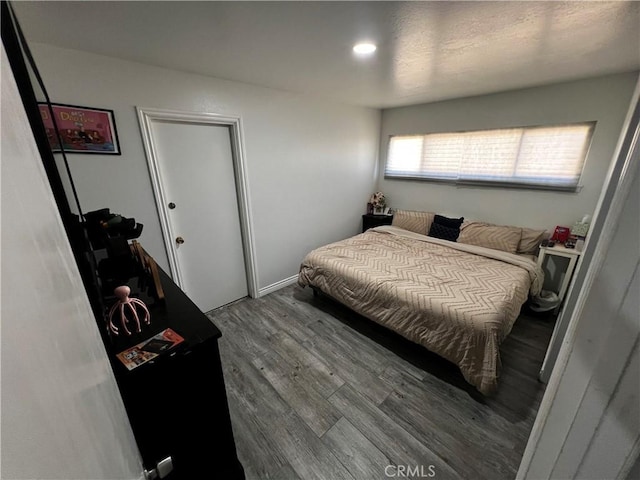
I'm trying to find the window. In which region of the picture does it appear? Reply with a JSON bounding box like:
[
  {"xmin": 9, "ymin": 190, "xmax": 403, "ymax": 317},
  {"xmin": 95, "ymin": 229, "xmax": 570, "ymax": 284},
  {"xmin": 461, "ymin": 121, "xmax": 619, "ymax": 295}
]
[{"xmin": 385, "ymin": 123, "xmax": 595, "ymax": 191}]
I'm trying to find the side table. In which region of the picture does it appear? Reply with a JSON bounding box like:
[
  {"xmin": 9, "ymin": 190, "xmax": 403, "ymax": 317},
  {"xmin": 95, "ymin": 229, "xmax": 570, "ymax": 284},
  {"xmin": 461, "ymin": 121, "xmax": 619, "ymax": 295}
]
[
  {"xmin": 362, "ymin": 214, "xmax": 393, "ymax": 232},
  {"xmin": 537, "ymin": 244, "xmax": 583, "ymax": 306}
]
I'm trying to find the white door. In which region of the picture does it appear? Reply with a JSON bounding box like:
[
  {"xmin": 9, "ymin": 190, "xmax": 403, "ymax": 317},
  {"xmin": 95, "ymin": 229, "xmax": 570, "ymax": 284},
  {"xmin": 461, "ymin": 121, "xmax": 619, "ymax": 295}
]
[{"xmin": 150, "ymin": 119, "xmax": 248, "ymax": 312}]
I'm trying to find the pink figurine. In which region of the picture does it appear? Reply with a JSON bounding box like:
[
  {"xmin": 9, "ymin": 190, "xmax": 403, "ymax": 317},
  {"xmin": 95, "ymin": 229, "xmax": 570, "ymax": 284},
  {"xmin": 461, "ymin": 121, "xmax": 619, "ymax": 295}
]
[{"xmin": 108, "ymin": 286, "xmax": 151, "ymax": 335}]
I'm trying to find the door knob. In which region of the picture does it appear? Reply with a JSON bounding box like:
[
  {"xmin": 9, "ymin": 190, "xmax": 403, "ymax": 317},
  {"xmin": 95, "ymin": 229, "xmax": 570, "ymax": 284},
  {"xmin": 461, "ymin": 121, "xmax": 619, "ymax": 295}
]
[{"xmin": 176, "ymin": 236, "xmax": 185, "ymax": 245}]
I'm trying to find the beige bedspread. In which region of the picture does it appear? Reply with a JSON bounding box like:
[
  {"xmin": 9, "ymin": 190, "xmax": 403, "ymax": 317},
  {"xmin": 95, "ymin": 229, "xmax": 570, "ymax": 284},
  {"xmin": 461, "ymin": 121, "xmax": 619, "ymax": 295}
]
[{"xmin": 298, "ymin": 225, "xmax": 544, "ymax": 395}]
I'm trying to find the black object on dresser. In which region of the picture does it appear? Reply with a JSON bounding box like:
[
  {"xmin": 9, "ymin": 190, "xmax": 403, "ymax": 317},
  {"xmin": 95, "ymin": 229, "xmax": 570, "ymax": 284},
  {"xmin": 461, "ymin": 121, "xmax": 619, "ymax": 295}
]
[
  {"xmin": 362, "ymin": 213, "xmax": 394, "ymax": 232},
  {"xmin": 104, "ymin": 267, "xmax": 245, "ymax": 480}
]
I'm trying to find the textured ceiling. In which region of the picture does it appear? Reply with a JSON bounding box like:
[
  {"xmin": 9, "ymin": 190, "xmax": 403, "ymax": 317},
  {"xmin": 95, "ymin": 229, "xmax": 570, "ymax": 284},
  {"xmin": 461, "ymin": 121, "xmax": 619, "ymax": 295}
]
[{"xmin": 11, "ymin": 1, "xmax": 640, "ymax": 108}]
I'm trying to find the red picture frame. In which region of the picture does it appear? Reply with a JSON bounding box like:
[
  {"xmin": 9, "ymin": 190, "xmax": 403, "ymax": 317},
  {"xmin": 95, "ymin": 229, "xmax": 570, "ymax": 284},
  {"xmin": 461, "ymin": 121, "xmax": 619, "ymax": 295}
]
[{"xmin": 38, "ymin": 103, "xmax": 121, "ymax": 155}]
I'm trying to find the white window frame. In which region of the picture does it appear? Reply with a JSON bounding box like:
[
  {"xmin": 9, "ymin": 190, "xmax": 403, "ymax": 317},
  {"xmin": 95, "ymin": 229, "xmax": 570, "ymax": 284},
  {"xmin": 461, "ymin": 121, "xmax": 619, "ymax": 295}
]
[{"xmin": 384, "ymin": 122, "xmax": 596, "ymax": 192}]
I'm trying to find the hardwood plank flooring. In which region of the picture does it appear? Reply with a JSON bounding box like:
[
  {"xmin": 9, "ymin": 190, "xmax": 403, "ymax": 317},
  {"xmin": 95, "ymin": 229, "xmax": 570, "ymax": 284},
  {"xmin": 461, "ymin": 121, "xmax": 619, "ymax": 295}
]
[
  {"xmin": 252, "ymin": 348, "xmax": 342, "ymax": 437},
  {"xmin": 321, "ymin": 417, "xmax": 391, "ymax": 479},
  {"xmin": 207, "ymin": 284, "xmax": 555, "ymax": 480}
]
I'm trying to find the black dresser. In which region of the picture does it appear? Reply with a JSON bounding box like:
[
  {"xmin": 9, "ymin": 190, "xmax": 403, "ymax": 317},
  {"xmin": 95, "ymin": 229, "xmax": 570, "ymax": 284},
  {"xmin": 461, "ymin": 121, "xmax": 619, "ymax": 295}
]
[{"xmin": 103, "ymin": 267, "xmax": 244, "ymax": 479}]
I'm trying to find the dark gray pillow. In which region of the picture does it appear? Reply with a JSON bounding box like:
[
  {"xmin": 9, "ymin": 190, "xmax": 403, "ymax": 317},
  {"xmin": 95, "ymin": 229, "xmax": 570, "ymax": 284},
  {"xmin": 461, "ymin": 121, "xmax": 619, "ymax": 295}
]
[
  {"xmin": 428, "ymin": 222, "xmax": 460, "ymax": 241},
  {"xmin": 433, "ymin": 214, "xmax": 464, "ymax": 229}
]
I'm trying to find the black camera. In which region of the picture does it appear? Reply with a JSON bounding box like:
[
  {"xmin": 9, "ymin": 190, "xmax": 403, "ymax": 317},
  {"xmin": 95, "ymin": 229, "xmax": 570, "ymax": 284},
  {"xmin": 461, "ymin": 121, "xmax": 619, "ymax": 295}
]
[{"xmin": 83, "ymin": 208, "xmax": 144, "ymax": 292}]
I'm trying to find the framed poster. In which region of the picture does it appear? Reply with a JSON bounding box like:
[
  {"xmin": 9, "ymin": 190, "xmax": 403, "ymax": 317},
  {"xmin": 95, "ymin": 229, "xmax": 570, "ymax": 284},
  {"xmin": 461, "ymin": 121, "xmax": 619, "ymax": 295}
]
[{"xmin": 38, "ymin": 103, "xmax": 121, "ymax": 154}]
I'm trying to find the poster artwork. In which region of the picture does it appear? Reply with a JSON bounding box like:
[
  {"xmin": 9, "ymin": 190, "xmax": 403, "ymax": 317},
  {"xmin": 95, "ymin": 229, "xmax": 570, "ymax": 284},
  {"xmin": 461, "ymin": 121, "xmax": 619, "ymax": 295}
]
[{"xmin": 38, "ymin": 103, "xmax": 121, "ymax": 154}]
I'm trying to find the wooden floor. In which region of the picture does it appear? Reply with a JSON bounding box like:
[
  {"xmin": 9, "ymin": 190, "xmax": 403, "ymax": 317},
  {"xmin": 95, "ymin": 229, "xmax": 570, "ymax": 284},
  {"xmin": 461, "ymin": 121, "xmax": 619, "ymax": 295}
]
[{"xmin": 206, "ymin": 284, "xmax": 555, "ymax": 480}]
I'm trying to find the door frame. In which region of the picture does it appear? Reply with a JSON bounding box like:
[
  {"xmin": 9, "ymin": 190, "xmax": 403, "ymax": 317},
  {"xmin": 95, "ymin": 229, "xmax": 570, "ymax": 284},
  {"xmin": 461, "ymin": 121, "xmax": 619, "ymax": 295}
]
[{"xmin": 136, "ymin": 107, "xmax": 259, "ymax": 299}]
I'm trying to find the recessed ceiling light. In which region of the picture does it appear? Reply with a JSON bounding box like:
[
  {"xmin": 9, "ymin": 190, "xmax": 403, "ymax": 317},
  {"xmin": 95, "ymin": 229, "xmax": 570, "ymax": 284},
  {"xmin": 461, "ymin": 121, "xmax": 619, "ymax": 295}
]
[{"xmin": 353, "ymin": 43, "xmax": 377, "ymax": 55}]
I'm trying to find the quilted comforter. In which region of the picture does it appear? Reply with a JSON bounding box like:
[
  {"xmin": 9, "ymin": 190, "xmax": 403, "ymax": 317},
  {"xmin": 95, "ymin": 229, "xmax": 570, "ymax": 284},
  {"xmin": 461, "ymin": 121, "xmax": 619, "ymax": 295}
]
[{"xmin": 298, "ymin": 225, "xmax": 544, "ymax": 395}]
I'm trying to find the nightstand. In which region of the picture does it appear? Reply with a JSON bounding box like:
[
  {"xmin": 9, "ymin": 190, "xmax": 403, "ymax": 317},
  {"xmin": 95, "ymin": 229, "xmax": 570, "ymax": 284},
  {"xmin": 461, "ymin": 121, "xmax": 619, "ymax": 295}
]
[
  {"xmin": 537, "ymin": 244, "xmax": 583, "ymax": 306},
  {"xmin": 362, "ymin": 214, "xmax": 393, "ymax": 232}
]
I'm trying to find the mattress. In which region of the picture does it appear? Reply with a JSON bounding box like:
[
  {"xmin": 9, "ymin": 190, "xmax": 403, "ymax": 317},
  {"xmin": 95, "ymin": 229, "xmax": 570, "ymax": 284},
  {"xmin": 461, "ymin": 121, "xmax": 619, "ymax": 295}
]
[{"xmin": 298, "ymin": 225, "xmax": 544, "ymax": 395}]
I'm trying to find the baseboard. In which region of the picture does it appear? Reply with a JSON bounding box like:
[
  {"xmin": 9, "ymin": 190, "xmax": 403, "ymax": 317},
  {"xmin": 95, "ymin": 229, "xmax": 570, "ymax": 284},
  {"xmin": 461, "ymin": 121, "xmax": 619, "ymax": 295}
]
[{"xmin": 258, "ymin": 274, "xmax": 299, "ymax": 297}]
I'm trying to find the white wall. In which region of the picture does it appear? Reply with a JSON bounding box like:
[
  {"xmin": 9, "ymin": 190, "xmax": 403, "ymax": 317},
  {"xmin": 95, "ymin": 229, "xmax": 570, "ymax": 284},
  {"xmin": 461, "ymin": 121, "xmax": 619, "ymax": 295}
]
[
  {"xmin": 29, "ymin": 43, "xmax": 380, "ymax": 289},
  {"xmin": 378, "ymin": 72, "xmax": 638, "ymax": 231},
  {"xmin": 1, "ymin": 46, "xmax": 142, "ymax": 480}
]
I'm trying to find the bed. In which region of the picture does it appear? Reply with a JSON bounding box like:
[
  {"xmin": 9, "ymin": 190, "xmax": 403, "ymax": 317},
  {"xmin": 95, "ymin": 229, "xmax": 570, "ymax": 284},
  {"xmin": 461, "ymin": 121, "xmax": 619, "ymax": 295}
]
[{"xmin": 298, "ymin": 217, "xmax": 545, "ymax": 395}]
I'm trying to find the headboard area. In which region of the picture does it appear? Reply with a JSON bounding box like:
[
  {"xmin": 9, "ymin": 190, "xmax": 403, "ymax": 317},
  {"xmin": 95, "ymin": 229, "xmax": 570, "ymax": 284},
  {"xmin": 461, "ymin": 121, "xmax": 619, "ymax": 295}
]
[{"xmin": 391, "ymin": 209, "xmax": 548, "ymax": 255}]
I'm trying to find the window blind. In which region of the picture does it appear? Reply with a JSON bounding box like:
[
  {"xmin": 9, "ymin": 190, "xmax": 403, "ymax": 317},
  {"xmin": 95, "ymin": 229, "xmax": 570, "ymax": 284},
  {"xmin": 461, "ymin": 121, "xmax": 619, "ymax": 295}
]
[{"xmin": 385, "ymin": 123, "xmax": 594, "ymax": 190}]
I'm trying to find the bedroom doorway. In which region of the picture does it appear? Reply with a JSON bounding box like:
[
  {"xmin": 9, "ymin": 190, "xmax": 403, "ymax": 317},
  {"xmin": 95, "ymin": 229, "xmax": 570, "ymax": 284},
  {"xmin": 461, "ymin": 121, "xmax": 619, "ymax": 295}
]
[{"xmin": 137, "ymin": 108, "xmax": 258, "ymax": 313}]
